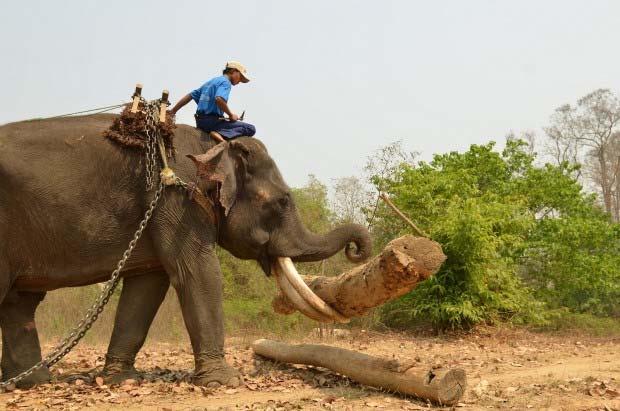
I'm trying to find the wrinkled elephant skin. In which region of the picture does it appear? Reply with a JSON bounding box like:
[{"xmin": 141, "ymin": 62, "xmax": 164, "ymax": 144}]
[{"xmin": 0, "ymin": 114, "xmax": 371, "ymax": 388}]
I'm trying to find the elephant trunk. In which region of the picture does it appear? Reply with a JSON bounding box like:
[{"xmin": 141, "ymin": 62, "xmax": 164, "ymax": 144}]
[
  {"xmin": 265, "ymin": 209, "xmax": 372, "ymax": 323},
  {"xmin": 274, "ymin": 222, "xmax": 372, "ymax": 264}
]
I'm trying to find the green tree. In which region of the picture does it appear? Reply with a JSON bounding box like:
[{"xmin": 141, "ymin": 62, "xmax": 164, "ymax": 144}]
[
  {"xmin": 525, "ymin": 215, "xmax": 620, "ymax": 317},
  {"xmin": 291, "ymin": 174, "xmax": 332, "ymax": 234},
  {"xmin": 370, "ymin": 139, "xmax": 620, "ymax": 330}
]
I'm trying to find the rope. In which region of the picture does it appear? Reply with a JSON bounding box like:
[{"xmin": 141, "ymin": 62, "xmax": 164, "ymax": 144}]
[{"xmin": 30, "ymin": 102, "xmax": 129, "ymax": 120}]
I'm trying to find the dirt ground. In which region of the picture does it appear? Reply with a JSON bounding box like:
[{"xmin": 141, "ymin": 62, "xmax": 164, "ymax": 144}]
[{"xmin": 1, "ymin": 328, "xmax": 618, "ymax": 411}]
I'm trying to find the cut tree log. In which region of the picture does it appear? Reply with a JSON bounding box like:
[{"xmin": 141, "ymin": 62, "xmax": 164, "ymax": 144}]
[
  {"xmin": 272, "ymin": 235, "xmax": 446, "ymax": 318},
  {"xmin": 252, "ymin": 339, "xmax": 466, "ymax": 406}
]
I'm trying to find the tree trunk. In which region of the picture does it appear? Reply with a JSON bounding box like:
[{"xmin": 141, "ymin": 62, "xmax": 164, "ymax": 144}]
[
  {"xmin": 613, "ymin": 154, "xmax": 620, "ymax": 222},
  {"xmin": 599, "ymin": 151, "xmax": 614, "ymax": 215},
  {"xmin": 252, "ymin": 339, "xmax": 466, "ymax": 406},
  {"xmin": 272, "ymin": 235, "xmax": 446, "ymax": 319}
]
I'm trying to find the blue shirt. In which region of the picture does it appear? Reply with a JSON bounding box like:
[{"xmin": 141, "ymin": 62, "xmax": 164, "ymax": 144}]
[{"xmin": 190, "ymin": 75, "xmax": 232, "ymax": 115}]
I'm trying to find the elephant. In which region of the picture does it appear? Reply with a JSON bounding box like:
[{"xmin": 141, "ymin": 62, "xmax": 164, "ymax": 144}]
[{"xmin": 0, "ymin": 114, "xmax": 372, "ymax": 388}]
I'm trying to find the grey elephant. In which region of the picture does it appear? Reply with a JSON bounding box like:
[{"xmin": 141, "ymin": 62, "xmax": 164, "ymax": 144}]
[{"xmin": 0, "ymin": 114, "xmax": 371, "ymax": 388}]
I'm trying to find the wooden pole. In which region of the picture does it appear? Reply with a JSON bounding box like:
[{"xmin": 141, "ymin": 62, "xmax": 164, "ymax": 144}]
[
  {"xmin": 380, "ymin": 193, "xmax": 429, "ymax": 238},
  {"xmin": 252, "ymin": 339, "xmax": 466, "ymax": 406},
  {"xmin": 130, "ymin": 83, "xmax": 143, "ymax": 113},
  {"xmin": 159, "ymin": 90, "xmax": 169, "ymax": 123}
]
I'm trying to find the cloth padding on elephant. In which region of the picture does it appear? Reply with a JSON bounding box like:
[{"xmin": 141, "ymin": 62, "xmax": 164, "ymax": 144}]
[{"xmin": 103, "ymin": 104, "xmax": 176, "ymax": 154}]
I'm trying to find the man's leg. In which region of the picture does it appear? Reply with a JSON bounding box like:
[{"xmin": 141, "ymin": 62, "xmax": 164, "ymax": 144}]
[
  {"xmin": 215, "ymin": 121, "xmax": 256, "ymax": 139},
  {"xmin": 209, "ymin": 132, "xmax": 225, "ymax": 143},
  {"xmin": 196, "ymin": 116, "xmax": 255, "ymax": 141},
  {"xmin": 195, "ymin": 117, "xmax": 226, "ymax": 143}
]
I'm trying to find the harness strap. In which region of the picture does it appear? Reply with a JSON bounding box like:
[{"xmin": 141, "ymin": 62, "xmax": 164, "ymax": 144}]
[
  {"xmin": 188, "ymin": 183, "xmax": 218, "ymax": 224},
  {"xmin": 151, "ymin": 111, "xmax": 220, "ymax": 231}
]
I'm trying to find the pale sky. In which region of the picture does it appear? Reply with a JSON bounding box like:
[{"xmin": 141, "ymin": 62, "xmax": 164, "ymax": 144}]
[{"xmin": 2, "ymin": 1, "xmax": 619, "ymax": 187}]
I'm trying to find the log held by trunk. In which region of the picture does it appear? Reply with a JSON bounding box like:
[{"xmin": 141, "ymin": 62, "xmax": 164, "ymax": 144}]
[
  {"xmin": 252, "ymin": 339, "xmax": 466, "ymax": 406},
  {"xmin": 273, "ymin": 235, "xmax": 446, "ymax": 318}
]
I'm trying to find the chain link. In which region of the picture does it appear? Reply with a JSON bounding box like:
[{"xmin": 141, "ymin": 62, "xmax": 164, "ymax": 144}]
[
  {"xmin": 0, "ymin": 100, "xmax": 168, "ymax": 391},
  {"xmin": 142, "ymin": 99, "xmax": 161, "ymax": 191}
]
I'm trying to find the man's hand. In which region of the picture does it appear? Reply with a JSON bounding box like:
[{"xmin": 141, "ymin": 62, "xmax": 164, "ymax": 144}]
[
  {"xmin": 228, "ymin": 113, "xmax": 239, "ymax": 122},
  {"xmin": 215, "ymin": 96, "xmax": 238, "ymax": 121}
]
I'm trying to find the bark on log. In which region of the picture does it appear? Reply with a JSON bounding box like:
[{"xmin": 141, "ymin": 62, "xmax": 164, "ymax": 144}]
[
  {"xmin": 272, "ymin": 235, "xmax": 446, "ymax": 318},
  {"xmin": 252, "ymin": 339, "xmax": 466, "ymax": 406}
]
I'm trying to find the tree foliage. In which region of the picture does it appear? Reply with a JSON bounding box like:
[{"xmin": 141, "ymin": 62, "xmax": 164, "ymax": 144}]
[
  {"xmin": 291, "ymin": 174, "xmax": 332, "ymax": 233},
  {"xmin": 370, "ymin": 140, "xmax": 620, "ymax": 330}
]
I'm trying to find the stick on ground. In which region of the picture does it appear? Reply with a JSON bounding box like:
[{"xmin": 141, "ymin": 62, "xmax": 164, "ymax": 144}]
[{"xmin": 252, "ymin": 339, "xmax": 466, "ymax": 406}]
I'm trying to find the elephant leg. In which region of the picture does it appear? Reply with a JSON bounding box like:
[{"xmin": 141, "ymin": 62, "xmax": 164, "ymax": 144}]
[
  {"xmin": 0, "ymin": 276, "xmax": 9, "ymax": 308},
  {"xmin": 149, "ymin": 197, "xmax": 240, "ymax": 388},
  {"xmin": 0, "ymin": 259, "xmax": 11, "ymax": 307},
  {"xmin": 0, "ymin": 290, "xmax": 51, "ymax": 388},
  {"xmin": 166, "ymin": 251, "xmax": 241, "ymax": 388},
  {"xmin": 102, "ymin": 272, "xmax": 169, "ymax": 384}
]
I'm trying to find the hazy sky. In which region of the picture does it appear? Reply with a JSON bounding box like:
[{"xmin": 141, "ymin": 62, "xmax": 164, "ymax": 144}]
[{"xmin": 2, "ymin": 1, "xmax": 619, "ymax": 187}]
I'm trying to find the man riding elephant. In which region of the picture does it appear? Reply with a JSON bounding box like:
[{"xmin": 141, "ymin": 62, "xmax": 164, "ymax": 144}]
[
  {"xmin": 0, "ymin": 113, "xmax": 371, "ymax": 388},
  {"xmin": 170, "ymin": 61, "xmax": 256, "ymax": 143}
]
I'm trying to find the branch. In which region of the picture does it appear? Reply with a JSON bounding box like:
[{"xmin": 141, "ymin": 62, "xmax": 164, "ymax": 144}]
[{"xmin": 380, "ymin": 193, "xmax": 429, "ymax": 237}]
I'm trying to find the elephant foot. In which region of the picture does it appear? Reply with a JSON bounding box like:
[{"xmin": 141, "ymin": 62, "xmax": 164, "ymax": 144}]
[
  {"xmin": 193, "ymin": 358, "xmax": 242, "ymax": 388},
  {"xmin": 2, "ymin": 366, "xmax": 52, "ymax": 389},
  {"xmin": 100, "ymin": 356, "xmax": 140, "ymax": 385}
]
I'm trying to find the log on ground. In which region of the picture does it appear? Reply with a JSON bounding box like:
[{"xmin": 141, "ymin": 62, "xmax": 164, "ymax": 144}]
[
  {"xmin": 272, "ymin": 235, "xmax": 446, "ymax": 318},
  {"xmin": 252, "ymin": 339, "xmax": 466, "ymax": 406}
]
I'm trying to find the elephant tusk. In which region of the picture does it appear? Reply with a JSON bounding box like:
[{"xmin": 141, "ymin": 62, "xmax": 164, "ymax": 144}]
[
  {"xmin": 275, "ymin": 257, "xmax": 349, "ymax": 323},
  {"xmin": 273, "ymin": 270, "xmax": 334, "ymax": 323}
]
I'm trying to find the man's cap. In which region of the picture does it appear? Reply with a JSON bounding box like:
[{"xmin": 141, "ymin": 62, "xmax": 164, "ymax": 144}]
[{"xmin": 226, "ymin": 61, "xmax": 250, "ymax": 83}]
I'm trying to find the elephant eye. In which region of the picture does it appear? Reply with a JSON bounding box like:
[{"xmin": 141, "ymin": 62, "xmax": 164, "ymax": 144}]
[
  {"xmin": 277, "ymin": 193, "xmax": 290, "ymax": 208},
  {"xmin": 261, "ymin": 193, "xmax": 290, "ymax": 217}
]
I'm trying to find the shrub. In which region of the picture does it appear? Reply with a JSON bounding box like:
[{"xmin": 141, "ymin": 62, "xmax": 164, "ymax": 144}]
[{"xmin": 372, "ymin": 140, "xmax": 620, "ymax": 330}]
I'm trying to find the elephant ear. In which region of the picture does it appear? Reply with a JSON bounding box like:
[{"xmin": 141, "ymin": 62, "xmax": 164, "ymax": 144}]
[{"xmin": 187, "ymin": 142, "xmax": 238, "ymax": 215}]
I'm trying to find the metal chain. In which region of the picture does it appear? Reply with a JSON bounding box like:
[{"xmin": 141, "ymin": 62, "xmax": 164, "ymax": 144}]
[
  {"xmin": 142, "ymin": 100, "xmax": 160, "ymax": 191},
  {"xmin": 0, "ymin": 101, "xmax": 168, "ymax": 391}
]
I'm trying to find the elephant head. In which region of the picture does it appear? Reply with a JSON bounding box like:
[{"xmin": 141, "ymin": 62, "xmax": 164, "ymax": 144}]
[{"xmin": 187, "ymin": 137, "xmax": 372, "ymax": 279}]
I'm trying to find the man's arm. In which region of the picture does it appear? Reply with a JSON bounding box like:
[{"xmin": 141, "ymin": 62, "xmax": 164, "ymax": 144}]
[
  {"xmin": 170, "ymin": 93, "xmax": 193, "ymax": 115},
  {"xmin": 216, "ymin": 97, "xmax": 238, "ymax": 121}
]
